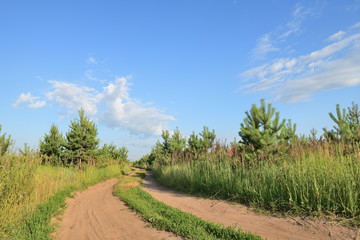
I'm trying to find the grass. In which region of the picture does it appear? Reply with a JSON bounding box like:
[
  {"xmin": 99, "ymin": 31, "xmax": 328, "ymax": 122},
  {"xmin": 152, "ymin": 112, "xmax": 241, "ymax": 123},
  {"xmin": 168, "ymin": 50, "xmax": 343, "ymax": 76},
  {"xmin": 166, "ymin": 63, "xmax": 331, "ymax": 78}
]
[
  {"xmin": 0, "ymin": 152, "xmax": 130, "ymax": 239},
  {"xmin": 114, "ymin": 168, "xmax": 262, "ymax": 240},
  {"xmin": 152, "ymin": 140, "xmax": 360, "ymax": 226}
]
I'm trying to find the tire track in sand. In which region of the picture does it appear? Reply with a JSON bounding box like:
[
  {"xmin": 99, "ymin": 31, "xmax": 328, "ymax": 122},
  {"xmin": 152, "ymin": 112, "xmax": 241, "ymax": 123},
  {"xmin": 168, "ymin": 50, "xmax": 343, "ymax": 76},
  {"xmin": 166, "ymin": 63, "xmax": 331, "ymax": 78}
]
[{"xmin": 54, "ymin": 178, "xmax": 181, "ymax": 240}]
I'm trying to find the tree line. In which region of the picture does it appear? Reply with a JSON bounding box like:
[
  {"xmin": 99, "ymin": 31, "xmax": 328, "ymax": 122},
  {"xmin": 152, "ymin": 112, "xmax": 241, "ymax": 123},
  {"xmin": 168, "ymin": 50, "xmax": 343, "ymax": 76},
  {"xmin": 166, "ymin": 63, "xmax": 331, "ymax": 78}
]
[
  {"xmin": 134, "ymin": 99, "xmax": 360, "ymax": 168},
  {"xmin": 0, "ymin": 109, "xmax": 128, "ymax": 167}
]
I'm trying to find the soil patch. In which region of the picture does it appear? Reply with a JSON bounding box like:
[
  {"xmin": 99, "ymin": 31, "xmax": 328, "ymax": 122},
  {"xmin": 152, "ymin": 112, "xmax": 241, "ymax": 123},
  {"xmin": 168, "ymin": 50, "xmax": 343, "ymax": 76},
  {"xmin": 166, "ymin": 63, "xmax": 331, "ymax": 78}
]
[{"xmin": 53, "ymin": 178, "xmax": 181, "ymax": 240}]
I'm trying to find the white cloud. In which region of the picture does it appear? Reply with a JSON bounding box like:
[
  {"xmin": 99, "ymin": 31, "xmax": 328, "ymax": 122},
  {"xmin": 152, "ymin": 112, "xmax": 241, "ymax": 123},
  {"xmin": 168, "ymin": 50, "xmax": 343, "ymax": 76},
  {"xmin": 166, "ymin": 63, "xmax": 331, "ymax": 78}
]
[
  {"xmin": 46, "ymin": 81, "xmax": 101, "ymax": 116},
  {"xmin": 12, "ymin": 92, "xmax": 46, "ymax": 109},
  {"xmin": 327, "ymin": 31, "xmax": 346, "ymax": 42},
  {"xmin": 20, "ymin": 77, "xmax": 175, "ymax": 137},
  {"xmin": 352, "ymin": 22, "xmax": 360, "ymax": 29},
  {"xmin": 253, "ymin": 3, "xmax": 314, "ymax": 59},
  {"xmin": 101, "ymin": 77, "xmax": 175, "ymax": 136},
  {"xmin": 84, "ymin": 70, "xmax": 97, "ymax": 81},
  {"xmin": 252, "ymin": 34, "xmax": 279, "ymax": 58},
  {"xmin": 29, "ymin": 101, "xmax": 47, "ymax": 109},
  {"xmin": 87, "ymin": 57, "xmax": 97, "ymax": 64},
  {"xmin": 239, "ymin": 29, "xmax": 360, "ymax": 102}
]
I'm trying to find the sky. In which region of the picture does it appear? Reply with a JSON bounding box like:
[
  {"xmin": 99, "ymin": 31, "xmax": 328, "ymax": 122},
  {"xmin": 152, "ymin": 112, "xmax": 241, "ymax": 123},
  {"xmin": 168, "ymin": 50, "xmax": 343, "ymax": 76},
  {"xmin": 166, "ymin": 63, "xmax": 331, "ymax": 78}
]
[{"xmin": 1, "ymin": 0, "xmax": 360, "ymax": 161}]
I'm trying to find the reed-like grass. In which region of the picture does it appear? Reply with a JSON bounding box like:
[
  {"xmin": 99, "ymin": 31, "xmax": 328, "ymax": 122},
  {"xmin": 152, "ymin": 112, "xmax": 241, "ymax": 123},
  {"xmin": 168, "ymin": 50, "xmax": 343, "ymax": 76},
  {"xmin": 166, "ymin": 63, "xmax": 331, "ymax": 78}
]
[
  {"xmin": 153, "ymin": 140, "xmax": 360, "ymax": 224},
  {"xmin": 0, "ymin": 153, "xmax": 130, "ymax": 238}
]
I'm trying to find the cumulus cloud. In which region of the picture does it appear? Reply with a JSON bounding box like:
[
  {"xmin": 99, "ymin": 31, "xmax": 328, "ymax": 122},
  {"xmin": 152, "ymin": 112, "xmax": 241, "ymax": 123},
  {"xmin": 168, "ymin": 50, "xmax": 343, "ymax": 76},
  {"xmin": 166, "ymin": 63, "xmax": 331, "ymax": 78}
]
[
  {"xmin": 101, "ymin": 77, "xmax": 175, "ymax": 136},
  {"xmin": 20, "ymin": 77, "xmax": 174, "ymax": 137},
  {"xmin": 46, "ymin": 81, "xmax": 101, "ymax": 116},
  {"xmin": 29, "ymin": 101, "xmax": 46, "ymax": 109},
  {"xmin": 13, "ymin": 92, "xmax": 46, "ymax": 109},
  {"xmin": 240, "ymin": 28, "xmax": 360, "ymax": 102}
]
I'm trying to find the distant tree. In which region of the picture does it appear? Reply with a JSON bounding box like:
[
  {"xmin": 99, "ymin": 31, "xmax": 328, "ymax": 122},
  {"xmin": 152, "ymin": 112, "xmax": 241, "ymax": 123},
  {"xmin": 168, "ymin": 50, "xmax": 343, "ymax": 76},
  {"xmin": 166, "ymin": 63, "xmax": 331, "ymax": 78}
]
[
  {"xmin": 39, "ymin": 123, "xmax": 65, "ymax": 165},
  {"xmin": 64, "ymin": 109, "xmax": 99, "ymax": 166},
  {"xmin": 188, "ymin": 131, "xmax": 202, "ymax": 153},
  {"xmin": 0, "ymin": 124, "xmax": 14, "ymax": 156},
  {"xmin": 169, "ymin": 127, "xmax": 186, "ymax": 155},
  {"xmin": 199, "ymin": 126, "xmax": 216, "ymax": 151},
  {"xmin": 97, "ymin": 143, "xmax": 129, "ymax": 163},
  {"xmin": 19, "ymin": 143, "xmax": 35, "ymax": 157}
]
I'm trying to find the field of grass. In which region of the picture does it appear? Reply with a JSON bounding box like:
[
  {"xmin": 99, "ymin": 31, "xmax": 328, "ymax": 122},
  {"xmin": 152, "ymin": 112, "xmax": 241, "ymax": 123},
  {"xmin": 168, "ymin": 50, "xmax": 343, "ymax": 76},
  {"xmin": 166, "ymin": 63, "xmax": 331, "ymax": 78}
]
[
  {"xmin": 153, "ymin": 140, "xmax": 360, "ymax": 225},
  {"xmin": 114, "ymin": 168, "xmax": 262, "ymax": 240},
  {"xmin": 0, "ymin": 153, "xmax": 130, "ymax": 239}
]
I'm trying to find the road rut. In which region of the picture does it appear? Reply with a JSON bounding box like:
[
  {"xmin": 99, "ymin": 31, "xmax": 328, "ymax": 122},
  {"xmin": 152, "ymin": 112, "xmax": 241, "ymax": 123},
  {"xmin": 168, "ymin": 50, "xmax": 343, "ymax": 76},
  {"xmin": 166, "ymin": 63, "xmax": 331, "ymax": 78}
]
[{"xmin": 54, "ymin": 178, "xmax": 181, "ymax": 240}]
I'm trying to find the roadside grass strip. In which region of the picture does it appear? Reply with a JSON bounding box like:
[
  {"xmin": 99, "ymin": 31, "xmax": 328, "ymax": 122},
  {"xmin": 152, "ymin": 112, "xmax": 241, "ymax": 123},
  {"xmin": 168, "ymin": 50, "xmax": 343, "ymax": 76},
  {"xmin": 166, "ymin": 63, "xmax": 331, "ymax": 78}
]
[
  {"xmin": 9, "ymin": 164, "xmax": 130, "ymax": 240},
  {"xmin": 114, "ymin": 168, "xmax": 262, "ymax": 240}
]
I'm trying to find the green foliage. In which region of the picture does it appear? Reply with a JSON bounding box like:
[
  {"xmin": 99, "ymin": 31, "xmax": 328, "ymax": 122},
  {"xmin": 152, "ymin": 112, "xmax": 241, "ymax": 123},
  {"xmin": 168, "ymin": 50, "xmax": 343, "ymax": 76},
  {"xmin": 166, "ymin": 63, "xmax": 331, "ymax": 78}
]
[
  {"xmin": 157, "ymin": 128, "xmax": 187, "ymax": 156},
  {"xmin": 169, "ymin": 127, "xmax": 187, "ymax": 154},
  {"xmin": 132, "ymin": 154, "xmax": 154, "ymax": 169},
  {"xmin": 153, "ymin": 138, "xmax": 360, "ymax": 224},
  {"xmin": 187, "ymin": 127, "xmax": 216, "ymax": 153},
  {"xmin": 97, "ymin": 143, "xmax": 129, "ymax": 166},
  {"xmin": 238, "ymin": 99, "xmax": 296, "ymax": 161},
  {"xmin": 64, "ymin": 109, "xmax": 100, "ymax": 166},
  {"xmin": 188, "ymin": 131, "xmax": 202, "ymax": 152},
  {"xmin": 40, "ymin": 123, "xmax": 66, "ymax": 165},
  {"xmin": 0, "ymin": 154, "xmax": 39, "ymax": 236},
  {"xmin": 328, "ymin": 102, "xmax": 360, "ymax": 142},
  {"xmin": 10, "ymin": 164, "xmax": 130, "ymax": 239},
  {"xmin": 139, "ymin": 126, "xmax": 216, "ymax": 168},
  {"xmin": 18, "ymin": 143, "xmax": 35, "ymax": 157},
  {"xmin": 199, "ymin": 126, "xmax": 216, "ymax": 151},
  {"xmin": 114, "ymin": 169, "xmax": 261, "ymax": 240},
  {"xmin": 0, "ymin": 124, "xmax": 14, "ymax": 156}
]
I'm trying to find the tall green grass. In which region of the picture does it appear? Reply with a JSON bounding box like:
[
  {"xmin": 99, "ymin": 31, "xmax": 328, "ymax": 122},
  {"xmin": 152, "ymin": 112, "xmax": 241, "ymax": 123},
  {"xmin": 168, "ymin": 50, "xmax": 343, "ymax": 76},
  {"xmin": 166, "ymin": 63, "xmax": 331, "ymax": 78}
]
[
  {"xmin": 0, "ymin": 152, "xmax": 130, "ymax": 238},
  {"xmin": 153, "ymin": 140, "xmax": 360, "ymax": 224}
]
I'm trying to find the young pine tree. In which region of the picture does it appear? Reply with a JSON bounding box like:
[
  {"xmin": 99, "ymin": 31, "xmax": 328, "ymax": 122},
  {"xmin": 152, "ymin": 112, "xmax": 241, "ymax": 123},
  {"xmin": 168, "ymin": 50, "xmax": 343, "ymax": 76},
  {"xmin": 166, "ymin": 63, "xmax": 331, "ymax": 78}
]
[
  {"xmin": 65, "ymin": 109, "xmax": 99, "ymax": 166},
  {"xmin": 239, "ymin": 99, "xmax": 296, "ymax": 152},
  {"xmin": 328, "ymin": 102, "xmax": 360, "ymax": 142},
  {"xmin": 0, "ymin": 124, "xmax": 14, "ymax": 156},
  {"xmin": 39, "ymin": 123, "xmax": 65, "ymax": 165}
]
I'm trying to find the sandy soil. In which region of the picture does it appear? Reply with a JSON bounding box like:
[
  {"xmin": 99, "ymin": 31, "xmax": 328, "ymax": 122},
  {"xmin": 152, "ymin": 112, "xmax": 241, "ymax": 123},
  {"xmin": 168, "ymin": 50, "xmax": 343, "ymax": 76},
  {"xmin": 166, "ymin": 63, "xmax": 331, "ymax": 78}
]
[
  {"xmin": 142, "ymin": 173, "xmax": 360, "ymax": 240},
  {"xmin": 53, "ymin": 178, "xmax": 181, "ymax": 240}
]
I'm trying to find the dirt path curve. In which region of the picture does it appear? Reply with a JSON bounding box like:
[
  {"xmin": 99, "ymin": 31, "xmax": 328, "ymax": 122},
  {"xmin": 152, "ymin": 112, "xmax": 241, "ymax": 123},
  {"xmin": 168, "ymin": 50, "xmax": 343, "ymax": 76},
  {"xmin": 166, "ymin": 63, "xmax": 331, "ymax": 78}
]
[
  {"xmin": 142, "ymin": 173, "xmax": 359, "ymax": 240},
  {"xmin": 54, "ymin": 178, "xmax": 181, "ymax": 240}
]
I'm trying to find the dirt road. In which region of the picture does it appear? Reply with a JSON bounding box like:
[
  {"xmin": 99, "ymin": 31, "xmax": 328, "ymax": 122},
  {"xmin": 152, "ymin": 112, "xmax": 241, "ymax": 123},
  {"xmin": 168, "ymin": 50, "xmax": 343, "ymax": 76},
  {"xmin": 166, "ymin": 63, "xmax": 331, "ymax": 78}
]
[
  {"xmin": 54, "ymin": 173, "xmax": 359, "ymax": 240},
  {"xmin": 142, "ymin": 173, "xmax": 359, "ymax": 240},
  {"xmin": 54, "ymin": 178, "xmax": 181, "ymax": 240}
]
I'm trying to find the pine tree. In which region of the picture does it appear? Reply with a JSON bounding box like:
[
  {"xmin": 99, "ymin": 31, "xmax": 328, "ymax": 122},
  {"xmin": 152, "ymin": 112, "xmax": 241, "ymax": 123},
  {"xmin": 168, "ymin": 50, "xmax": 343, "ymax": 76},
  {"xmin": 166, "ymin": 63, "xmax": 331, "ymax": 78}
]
[
  {"xmin": 0, "ymin": 124, "xmax": 14, "ymax": 156},
  {"xmin": 328, "ymin": 102, "xmax": 360, "ymax": 142},
  {"xmin": 169, "ymin": 127, "xmax": 186, "ymax": 154},
  {"xmin": 239, "ymin": 99, "xmax": 296, "ymax": 151},
  {"xmin": 199, "ymin": 126, "xmax": 216, "ymax": 151},
  {"xmin": 39, "ymin": 123, "xmax": 65, "ymax": 165},
  {"xmin": 188, "ymin": 131, "xmax": 202, "ymax": 153},
  {"xmin": 65, "ymin": 109, "xmax": 99, "ymax": 166}
]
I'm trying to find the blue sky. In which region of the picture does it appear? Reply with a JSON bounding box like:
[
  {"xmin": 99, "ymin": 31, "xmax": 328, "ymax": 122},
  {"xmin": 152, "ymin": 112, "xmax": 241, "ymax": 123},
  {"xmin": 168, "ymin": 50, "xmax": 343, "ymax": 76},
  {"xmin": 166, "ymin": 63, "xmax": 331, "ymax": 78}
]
[{"xmin": 1, "ymin": 1, "xmax": 360, "ymax": 160}]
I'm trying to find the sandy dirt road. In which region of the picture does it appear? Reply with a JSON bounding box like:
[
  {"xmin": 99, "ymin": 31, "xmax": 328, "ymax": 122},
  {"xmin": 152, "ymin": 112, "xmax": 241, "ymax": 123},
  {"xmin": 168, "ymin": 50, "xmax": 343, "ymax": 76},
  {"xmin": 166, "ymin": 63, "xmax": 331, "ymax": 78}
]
[
  {"xmin": 54, "ymin": 178, "xmax": 181, "ymax": 240},
  {"xmin": 142, "ymin": 173, "xmax": 359, "ymax": 240}
]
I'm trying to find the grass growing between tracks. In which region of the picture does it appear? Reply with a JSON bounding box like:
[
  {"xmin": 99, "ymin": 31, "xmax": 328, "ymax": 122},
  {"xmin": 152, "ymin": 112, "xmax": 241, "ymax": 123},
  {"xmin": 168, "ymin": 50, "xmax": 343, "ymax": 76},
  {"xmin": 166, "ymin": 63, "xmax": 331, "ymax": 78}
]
[{"xmin": 114, "ymin": 168, "xmax": 262, "ymax": 240}]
